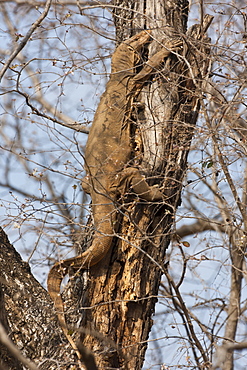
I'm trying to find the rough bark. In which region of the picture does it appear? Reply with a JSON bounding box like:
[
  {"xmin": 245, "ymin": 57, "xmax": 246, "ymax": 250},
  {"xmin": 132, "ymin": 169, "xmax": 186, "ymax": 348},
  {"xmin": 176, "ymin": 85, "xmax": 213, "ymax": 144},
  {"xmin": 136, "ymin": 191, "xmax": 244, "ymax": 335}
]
[
  {"xmin": 0, "ymin": 1, "xmax": 211, "ymax": 369},
  {"xmin": 72, "ymin": 1, "xmax": 211, "ymax": 369},
  {"xmin": 0, "ymin": 227, "xmax": 79, "ymax": 369}
]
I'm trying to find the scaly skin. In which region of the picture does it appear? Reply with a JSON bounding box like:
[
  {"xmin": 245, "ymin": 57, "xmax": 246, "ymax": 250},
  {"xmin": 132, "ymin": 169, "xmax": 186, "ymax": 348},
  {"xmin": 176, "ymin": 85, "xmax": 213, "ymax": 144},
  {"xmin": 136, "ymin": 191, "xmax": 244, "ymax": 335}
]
[{"xmin": 47, "ymin": 30, "xmax": 182, "ymax": 354}]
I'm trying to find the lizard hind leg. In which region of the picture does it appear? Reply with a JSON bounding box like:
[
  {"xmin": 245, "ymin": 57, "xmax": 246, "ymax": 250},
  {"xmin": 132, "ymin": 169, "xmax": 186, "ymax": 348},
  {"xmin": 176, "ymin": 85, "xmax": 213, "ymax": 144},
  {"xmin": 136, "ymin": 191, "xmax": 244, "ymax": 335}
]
[{"xmin": 117, "ymin": 167, "xmax": 164, "ymax": 202}]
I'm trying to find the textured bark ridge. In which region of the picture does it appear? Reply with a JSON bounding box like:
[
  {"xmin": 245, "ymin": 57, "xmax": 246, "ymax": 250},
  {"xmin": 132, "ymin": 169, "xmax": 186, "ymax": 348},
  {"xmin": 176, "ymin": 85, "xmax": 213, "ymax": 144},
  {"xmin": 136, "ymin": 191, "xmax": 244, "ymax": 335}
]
[
  {"xmin": 47, "ymin": 30, "xmax": 183, "ymax": 354},
  {"xmin": 0, "ymin": 227, "xmax": 78, "ymax": 369}
]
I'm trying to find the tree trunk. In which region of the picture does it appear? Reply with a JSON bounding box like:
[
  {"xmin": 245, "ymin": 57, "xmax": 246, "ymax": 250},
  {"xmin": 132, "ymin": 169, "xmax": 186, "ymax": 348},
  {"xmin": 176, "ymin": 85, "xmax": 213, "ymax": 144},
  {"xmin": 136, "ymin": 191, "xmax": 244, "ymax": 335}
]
[
  {"xmin": 0, "ymin": 1, "xmax": 212, "ymax": 369},
  {"xmin": 77, "ymin": 1, "xmax": 212, "ymax": 369},
  {"xmin": 0, "ymin": 227, "xmax": 78, "ymax": 370}
]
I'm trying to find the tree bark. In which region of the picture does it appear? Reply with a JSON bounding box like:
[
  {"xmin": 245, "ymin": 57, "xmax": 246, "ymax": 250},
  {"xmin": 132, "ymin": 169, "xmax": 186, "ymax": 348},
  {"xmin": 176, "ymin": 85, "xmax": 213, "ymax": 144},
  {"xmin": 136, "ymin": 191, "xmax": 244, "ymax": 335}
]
[
  {"xmin": 0, "ymin": 227, "xmax": 79, "ymax": 369},
  {"xmin": 76, "ymin": 1, "xmax": 212, "ymax": 369},
  {"xmin": 0, "ymin": 1, "xmax": 212, "ymax": 369}
]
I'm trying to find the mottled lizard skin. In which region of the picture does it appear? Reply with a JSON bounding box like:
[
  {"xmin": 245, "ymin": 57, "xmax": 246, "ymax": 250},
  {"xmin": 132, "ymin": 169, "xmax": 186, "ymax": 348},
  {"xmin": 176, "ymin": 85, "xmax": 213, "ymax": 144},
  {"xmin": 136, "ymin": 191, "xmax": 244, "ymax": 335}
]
[{"xmin": 47, "ymin": 30, "xmax": 182, "ymax": 354}]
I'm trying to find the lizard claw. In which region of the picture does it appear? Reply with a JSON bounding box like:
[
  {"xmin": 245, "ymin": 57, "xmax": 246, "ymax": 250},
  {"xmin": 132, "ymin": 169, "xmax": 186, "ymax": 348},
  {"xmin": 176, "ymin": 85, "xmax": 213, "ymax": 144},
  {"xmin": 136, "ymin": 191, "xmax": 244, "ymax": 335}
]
[{"xmin": 164, "ymin": 38, "xmax": 183, "ymax": 50}]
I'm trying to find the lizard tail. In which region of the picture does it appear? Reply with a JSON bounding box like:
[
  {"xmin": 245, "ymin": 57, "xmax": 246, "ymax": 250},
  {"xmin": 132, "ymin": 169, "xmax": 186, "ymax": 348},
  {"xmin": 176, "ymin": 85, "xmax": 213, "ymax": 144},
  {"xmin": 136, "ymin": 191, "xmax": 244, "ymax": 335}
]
[
  {"xmin": 47, "ymin": 262, "xmax": 68, "ymax": 331},
  {"xmin": 47, "ymin": 260, "xmax": 83, "ymax": 359},
  {"xmin": 47, "ymin": 233, "xmax": 114, "ymax": 329}
]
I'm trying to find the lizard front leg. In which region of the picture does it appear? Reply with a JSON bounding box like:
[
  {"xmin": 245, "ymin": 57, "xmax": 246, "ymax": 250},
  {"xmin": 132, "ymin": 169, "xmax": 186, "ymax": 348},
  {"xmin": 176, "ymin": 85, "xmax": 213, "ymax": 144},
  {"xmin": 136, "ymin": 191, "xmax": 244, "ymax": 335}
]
[{"xmin": 131, "ymin": 38, "xmax": 182, "ymax": 86}]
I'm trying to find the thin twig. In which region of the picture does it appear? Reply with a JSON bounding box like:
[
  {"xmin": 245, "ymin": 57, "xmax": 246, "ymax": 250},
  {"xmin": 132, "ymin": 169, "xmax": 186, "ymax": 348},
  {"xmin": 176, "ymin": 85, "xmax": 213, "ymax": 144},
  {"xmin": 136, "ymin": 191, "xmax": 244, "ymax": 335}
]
[
  {"xmin": 16, "ymin": 88, "xmax": 90, "ymax": 133},
  {"xmin": 164, "ymin": 266, "xmax": 209, "ymax": 366},
  {"xmin": 0, "ymin": 0, "xmax": 52, "ymax": 82}
]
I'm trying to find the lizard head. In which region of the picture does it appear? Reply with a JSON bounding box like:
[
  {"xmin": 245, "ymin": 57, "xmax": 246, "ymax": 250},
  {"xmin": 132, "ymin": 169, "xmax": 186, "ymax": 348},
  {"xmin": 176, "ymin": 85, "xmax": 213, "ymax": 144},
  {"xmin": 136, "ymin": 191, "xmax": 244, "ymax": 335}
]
[{"xmin": 111, "ymin": 30, "xmax": 152, "ymax": 75}]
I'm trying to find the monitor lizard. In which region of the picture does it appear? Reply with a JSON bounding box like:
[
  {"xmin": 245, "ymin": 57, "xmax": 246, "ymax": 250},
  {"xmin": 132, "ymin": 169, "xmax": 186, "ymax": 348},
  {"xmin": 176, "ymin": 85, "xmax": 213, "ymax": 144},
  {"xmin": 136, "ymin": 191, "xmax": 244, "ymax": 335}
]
[{"xmin": 47, "ymin": 30, "xmax": 182, "ymax": 356}]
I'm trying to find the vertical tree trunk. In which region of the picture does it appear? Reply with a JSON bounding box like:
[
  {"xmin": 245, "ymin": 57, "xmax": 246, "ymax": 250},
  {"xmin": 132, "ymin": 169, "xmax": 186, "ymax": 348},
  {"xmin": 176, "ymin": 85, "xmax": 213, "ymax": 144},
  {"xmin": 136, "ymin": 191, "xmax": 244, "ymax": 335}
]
[{"xmin": 78, "ymin": 1, "xmax": 212, "ymax": 369}]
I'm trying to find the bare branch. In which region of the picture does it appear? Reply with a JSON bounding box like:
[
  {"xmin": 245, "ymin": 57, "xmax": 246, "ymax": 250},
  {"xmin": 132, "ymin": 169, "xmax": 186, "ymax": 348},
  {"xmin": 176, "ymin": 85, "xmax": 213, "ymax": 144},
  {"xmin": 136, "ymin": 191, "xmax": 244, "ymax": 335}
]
[
  {"xmin": 177, "ymin": 217, "xmax": 225, "ymax": 238},
  {"xmin": 212, "ymin": 342, "xmax": 247, "ymax": 370},
  {"xmin": 16, "ymin": 88, "xmax": 90, "ymax": 133},
  {"xmin": 0, "ymin": 0, "xmax": 52, "ymax": 81}
]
